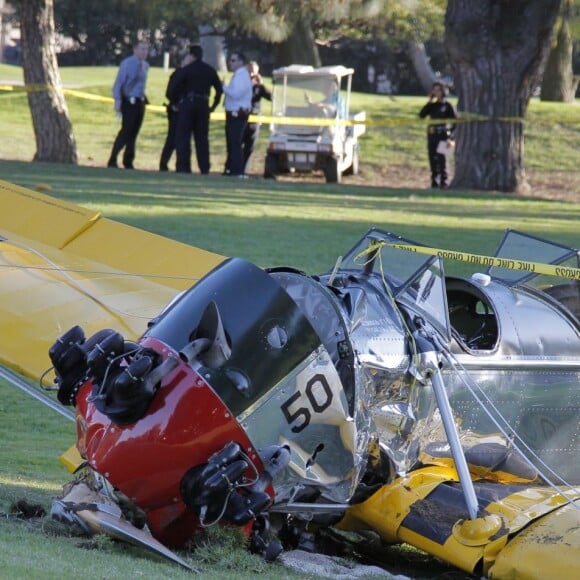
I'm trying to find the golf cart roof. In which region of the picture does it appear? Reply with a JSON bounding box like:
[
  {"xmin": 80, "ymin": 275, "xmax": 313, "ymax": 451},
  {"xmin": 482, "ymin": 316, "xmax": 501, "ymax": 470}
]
[{"xmin": 273, "ymin": 64, "xmax": 355, "ymax": 80}]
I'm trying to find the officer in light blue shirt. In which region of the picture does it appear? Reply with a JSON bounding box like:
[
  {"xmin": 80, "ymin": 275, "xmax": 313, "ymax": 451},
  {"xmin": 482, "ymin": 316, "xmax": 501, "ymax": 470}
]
[
  {"xmin": 223, "ymin": 52, "xmax": 253, "ymax": 176},
  {"xmin": 107, "ymin": 40, "xmax": 149, "ymax": 170}
]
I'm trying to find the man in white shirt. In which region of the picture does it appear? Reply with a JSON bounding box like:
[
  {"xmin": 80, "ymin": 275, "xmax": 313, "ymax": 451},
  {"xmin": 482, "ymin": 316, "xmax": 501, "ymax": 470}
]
[{"xmin": 223, "ymin": 52, "xmax": 252, "ymax": 176}]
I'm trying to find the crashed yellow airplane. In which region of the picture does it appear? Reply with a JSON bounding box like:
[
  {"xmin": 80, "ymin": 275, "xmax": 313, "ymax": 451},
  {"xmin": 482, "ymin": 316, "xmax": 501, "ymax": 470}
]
[{"xmin": 1, "ymin": 179, "xmax": 579, "ymax": 578}]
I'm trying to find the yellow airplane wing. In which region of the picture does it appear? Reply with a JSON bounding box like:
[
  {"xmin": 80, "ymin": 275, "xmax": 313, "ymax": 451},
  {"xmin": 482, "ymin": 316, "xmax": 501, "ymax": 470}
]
[{"xmin": 0, "ymin": 180, "xmax": 225, "ymax": 383}]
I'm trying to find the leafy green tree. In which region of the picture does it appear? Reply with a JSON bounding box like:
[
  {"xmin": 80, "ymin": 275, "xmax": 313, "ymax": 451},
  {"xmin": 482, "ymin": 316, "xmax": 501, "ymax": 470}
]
[
  {"xmin": 16, "ymin": 0, "xmax": 77, "ymax": 163},
  {"xmin": 156, "ymin": 0, "xmax": 383, "ymax": 67},
  {"xmin": 342, "ymin": 0, "xmax": 446, "ymax": 91},
  {"xmin": 370, "ymin": 0, "xmax": 446, "ymax": 43},
  {"xmin": 446, "ymin": 0, "xmax": 562, "ymax": 193},
  {"xmin": 54, "ymin": 0, "xmax": 151, "ymax": 65},
  {"xmin": 52, "ymin": 0, "xmax": 441, "ymax": 73}
]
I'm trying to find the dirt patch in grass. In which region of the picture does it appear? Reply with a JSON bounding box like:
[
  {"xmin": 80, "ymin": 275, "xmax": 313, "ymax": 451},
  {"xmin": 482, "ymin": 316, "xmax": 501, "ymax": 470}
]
[{"xmin": 271, "ymin": 163, "xmax": 580, "ymax": 203}]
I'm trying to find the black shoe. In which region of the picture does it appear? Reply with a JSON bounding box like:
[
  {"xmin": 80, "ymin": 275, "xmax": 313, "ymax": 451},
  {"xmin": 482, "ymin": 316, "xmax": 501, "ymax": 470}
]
[
  {"xmin": 430, "ymin": 180, "xmax": 438, "ymax": 188},
  {"xmin": 124, "ymin": 164, "xmax": 135, "ymax": 170},
  {"xmin": 440, "ymin": 181, "xmax": 448, "ymax": 189},
  {"xmin": 159, "ymin": 165, "xmax": 168, "ymax": 172},
  {"xmin": 107, "ymin": 161, "xmax": 118, "ymax": 169}
]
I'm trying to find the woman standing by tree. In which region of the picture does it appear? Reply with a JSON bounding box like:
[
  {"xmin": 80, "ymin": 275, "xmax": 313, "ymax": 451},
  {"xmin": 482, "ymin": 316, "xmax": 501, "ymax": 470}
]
[{"xmin": 419, "ymin": 82, "xmax": 456, "ymax": 189}]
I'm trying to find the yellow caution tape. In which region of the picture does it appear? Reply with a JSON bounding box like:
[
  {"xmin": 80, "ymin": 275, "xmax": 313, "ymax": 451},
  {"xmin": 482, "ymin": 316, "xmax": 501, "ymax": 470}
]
[
  {"xmin": 246, "ymin": 113, "xmax": 359, "ymax": 126},
  {"xmin": 360, "ymin": 242, "xmax": 580, "ymax": 281},
  {"xmin": 62, "ymin": 89, "xmax": 169, "ymax": 113},
  {"xmin": 61, "ymin": 88, "xmax": 114, "ymax": 103},
  {"xmin": 2, "ymin": 83, "xmax": 579, "ymax": 127}
]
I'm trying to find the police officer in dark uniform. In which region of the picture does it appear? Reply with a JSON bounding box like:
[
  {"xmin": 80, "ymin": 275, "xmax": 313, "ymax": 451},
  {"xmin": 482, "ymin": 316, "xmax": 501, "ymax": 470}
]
[
  {"xmin": 167, "ymin": 44, "xmax": 223, "ymax": 174},
  {"xmin": 419, "ymin": 82, "xmax": 456, "ymax": 189},
  {"xmin": 159, "ymin": 52, "xmax": 194, "ymax": 172}
]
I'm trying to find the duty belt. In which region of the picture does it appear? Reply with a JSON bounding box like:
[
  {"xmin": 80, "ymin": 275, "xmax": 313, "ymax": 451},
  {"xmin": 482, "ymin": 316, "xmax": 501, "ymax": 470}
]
[
  {"xmin": 186, "ymin": 92, "xmax": 209, "ymax": 101},
  {"xmin": 123, "ymin": 96, "xmax": 145, "ymax": 105},
  {"xmin": 123, "ymin": 97, "xmax": 145, "ymax": 105},
  {"xmin": 227, "ymin": 109, "xmax": 250, "ymax": 118},
  {"xmin": 429, "ymin": 125, "xmax": 451, "ymax": 135}
]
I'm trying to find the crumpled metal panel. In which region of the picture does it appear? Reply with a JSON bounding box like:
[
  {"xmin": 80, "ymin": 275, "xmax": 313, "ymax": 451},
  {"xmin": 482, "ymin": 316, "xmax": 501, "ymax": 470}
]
[
  {"xmin": 271, "ymin": 268, "xmax": 423, "ymax": 485},
  {"xmin": 293, "ymin": 265, "xmax": 580, "ymax": 483},
  {"xmin": 239, "ymin": 345, "xmax": 371, "ymax": 503},
  {"xmin": 247, "ymin": 269, "xmax": 376, "ymax": 503}
]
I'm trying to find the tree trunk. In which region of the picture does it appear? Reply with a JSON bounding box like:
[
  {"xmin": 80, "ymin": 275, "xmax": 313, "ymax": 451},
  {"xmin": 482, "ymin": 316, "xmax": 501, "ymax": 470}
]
[
  {"xmin": 406, "ymin": 41, "xmax": 437, "ymax": 93},
  {"xmin": 199, "ymin": 24, "xmax": 227, "ymax": 72},
  {"xmin": 540, "ymin": 1, "xmax": 578, "ymax": 102},
  {"xmin": 445, "ymin": 0, "xmax": 560, "ymax": 193},
  {"xmin": 19, "ymin": 0, "xmax": 77, "ymax": 163},
  {"xmin": 0, "ymin": 0, "xmax": 5, "ymax": 64},
  {"xmin": 274, "ymin": 15, "xmax": 320, "ymax": 67}
]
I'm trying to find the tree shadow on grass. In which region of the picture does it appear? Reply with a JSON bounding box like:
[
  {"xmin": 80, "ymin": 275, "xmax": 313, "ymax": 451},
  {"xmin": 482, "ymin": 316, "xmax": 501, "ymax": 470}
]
[{"xmin": 2, "ymin": 160, "xmax": 576, "ymax": 276}]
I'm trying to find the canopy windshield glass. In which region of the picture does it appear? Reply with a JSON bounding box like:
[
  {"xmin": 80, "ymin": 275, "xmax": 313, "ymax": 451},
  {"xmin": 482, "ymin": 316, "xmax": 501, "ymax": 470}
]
[
  {"xmin": 271, "ymin": 74, "xmax": 347, "ymax": 135},
  {"xmin": 339, "ymin": 229, "xmax": 450, "ymax": 339},
  {"xmin": 486, "ymin": 229, "xmax": 578, "ymax": 286}
]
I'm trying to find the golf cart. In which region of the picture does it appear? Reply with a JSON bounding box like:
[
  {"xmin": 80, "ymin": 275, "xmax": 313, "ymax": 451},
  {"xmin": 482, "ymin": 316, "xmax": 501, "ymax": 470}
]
[{"xmin": 264, "ymin": 65, "xmax": 366, "ymax": 183}]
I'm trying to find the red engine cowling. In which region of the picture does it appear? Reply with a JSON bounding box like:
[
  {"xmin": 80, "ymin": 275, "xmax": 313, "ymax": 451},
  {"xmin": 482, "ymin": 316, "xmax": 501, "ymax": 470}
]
[
  {"xmin": 70, "ymin": 336, "xmax": 268, "ymax": 547},
  {"xmin": 48, "ymin": 258, "xmax": 307, "ymax": 549}
]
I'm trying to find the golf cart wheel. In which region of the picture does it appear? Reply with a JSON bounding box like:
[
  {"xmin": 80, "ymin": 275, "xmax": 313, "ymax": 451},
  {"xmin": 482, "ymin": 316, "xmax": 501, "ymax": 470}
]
[
  {"xmin": 344, "ymin": 144, "xmax": 359, "ymax": 176},
  {"xmin": 324, "ymin": 157, "xmax": 341, "ymax": 184},
  {"xmin": 264, "ymin": 152, "xmax": 279, "ymax": 179}
]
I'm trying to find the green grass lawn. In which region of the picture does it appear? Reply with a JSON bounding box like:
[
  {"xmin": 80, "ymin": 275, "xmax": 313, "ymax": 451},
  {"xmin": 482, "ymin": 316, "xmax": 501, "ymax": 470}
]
[
  {"xmin": 1, "ymin": 62, "xmax": 579, "ymax": 176},
  {"xmin": 1, "ymin": 159, "xmax": 578, "ymax": 278},
  {"xmin": 0, "ymin": 62, "xmax": 578, "ymax": 579}
]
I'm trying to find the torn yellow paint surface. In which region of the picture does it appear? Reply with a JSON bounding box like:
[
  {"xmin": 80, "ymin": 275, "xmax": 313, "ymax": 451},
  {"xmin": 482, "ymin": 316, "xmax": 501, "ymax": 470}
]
[
  {"xmin": 340, "ymin": 466, "xmax": 580, "ymax": 577},
  {"xmin": 489, "ymin": 500, "xmax": 580, "ymax": 580}
]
